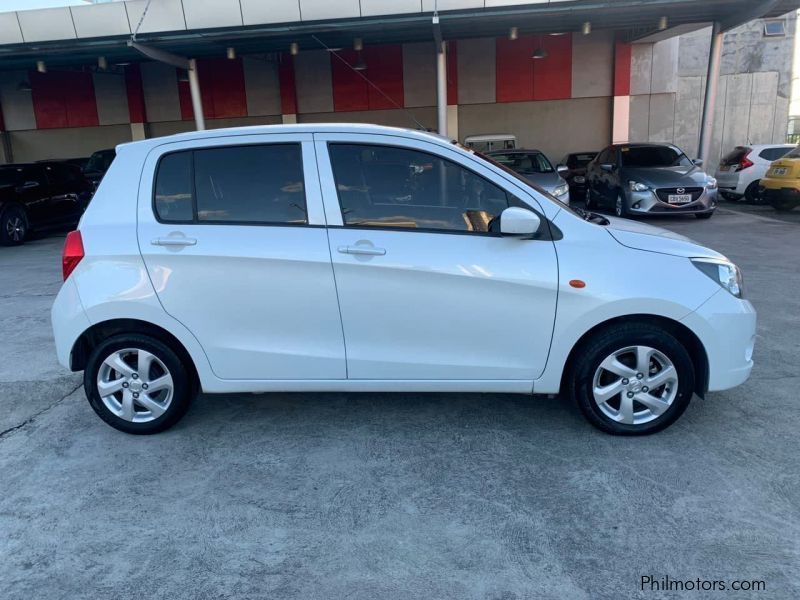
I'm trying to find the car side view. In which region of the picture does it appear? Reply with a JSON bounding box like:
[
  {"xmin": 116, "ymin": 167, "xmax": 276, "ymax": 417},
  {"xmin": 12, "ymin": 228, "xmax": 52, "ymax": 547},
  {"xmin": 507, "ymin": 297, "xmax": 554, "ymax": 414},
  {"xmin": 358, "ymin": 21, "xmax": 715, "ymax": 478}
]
[
  {"xmin": 1, "ymin": 161, "xmax": 93, "ymax": 246},
  {"xmin": 51, "ymin": 125, "xmax": 756, "ymax": 436},
  {"xmin": 585, "ymin": 143, "xmax": 718, "ymax": 219}
]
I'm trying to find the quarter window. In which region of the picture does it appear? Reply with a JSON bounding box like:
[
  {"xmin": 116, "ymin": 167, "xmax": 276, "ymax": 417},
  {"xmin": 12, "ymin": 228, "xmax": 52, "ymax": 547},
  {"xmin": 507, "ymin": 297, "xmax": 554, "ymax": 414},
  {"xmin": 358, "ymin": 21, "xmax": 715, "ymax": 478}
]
[
  {"xmin": 328, "ymin": 144, "xmax": 513, "ymax": 233},
  {"xmin": 153, "ymin": 144, "xmax": 307, "ymax": 225}
]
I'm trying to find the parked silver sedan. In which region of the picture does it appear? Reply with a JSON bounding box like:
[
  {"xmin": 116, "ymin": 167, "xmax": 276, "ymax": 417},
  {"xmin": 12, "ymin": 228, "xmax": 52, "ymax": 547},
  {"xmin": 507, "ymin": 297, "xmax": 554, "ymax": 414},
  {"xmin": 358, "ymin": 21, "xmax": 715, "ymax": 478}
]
[{"xmin": 486, "ymin": 149, "xmax": 570, "ymax": 204}]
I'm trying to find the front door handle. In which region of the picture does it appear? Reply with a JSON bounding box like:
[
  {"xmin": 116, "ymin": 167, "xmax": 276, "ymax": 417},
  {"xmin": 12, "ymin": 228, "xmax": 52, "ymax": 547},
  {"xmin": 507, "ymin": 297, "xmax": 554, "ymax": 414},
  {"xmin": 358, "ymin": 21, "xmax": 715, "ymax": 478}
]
[
  {"xmin": 337, "ymin": 245, "xmax": 386, "ymax": 256},
  {"xmin": 151, "ymin": 237, "xmax": 197, "ymax": 247}
]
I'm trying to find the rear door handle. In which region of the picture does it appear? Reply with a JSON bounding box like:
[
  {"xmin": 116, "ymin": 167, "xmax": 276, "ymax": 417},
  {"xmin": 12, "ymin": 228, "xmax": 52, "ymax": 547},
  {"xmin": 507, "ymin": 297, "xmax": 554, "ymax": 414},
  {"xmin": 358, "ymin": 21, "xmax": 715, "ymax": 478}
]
[
  {"xmin": 151, "ymin": 237, "xmax": 197, "ymax": 247},
  {"xmin": 337, "ymin": 245, "xmax": 386, "ymax": 256}
]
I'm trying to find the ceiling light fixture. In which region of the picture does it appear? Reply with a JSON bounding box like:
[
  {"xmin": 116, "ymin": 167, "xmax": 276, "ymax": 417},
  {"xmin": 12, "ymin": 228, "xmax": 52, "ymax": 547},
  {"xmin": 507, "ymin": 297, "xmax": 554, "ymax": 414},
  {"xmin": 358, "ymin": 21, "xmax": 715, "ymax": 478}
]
[
  {"xmin": 226, "ymin": 47, "xmax": 236, "ymax": 60},
  {"xmin": 658, "ymin": 16, "xmax": 668, "ymax": 30},
  {"xmin": 36, "ymin": 60, "xmax": 46, "ymax": 73},
  {"xmin": 509, "ymin": 27, "xmax": 518, "ymax": 41},
  {"xmin": 289, "ymin": 42, "xmax": 299, "ymax": 56},
  {"xmin": 98, "ymin": 56, "xmax": 108, "ymax": 70},
  {"xmin": 531, "ymin": 47, "xmax": 548, "ymax": 59},
  {"xmin": 582, "ymin": 22, "xmax": 592, "ymax": 35}
]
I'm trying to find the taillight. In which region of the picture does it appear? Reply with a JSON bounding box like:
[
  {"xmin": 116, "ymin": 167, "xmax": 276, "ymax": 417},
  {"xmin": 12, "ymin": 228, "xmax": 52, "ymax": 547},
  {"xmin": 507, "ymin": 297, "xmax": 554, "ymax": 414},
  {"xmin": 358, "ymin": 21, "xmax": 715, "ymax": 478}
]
[
  {"xmin": 736, "ymin": 152, "xmax": 754, "ymax": 171},
  {"xmin": 62, "ymin": 230, "xmax": 84, "ymax": 281}
]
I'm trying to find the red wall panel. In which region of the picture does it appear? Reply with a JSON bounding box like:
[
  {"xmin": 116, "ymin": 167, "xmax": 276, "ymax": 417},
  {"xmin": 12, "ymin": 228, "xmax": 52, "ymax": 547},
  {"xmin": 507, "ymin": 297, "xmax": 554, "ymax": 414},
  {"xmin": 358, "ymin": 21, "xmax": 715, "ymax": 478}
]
[
  {"xmin": 278, "ymin": 53, "xmax": 298, "ymax": 115},
  {"xmin": 614, "ymin": 40, "xmax": 632, "ymax": 96},
  {"xmin": 331, "ymin": 44, "xmax": 404, "ymax": 112},
  {"xmin": 332, "ymin": 49, "xmax": 369, "ymax": 112},
  {"xmin": 31, "ymin": 71, "xmax": 98, "ymax": 129},
  {"xmin": 447, "ymin": 40, "xmax": 458, "ymax": 105},
  {"xmin": 495, "ymin": 36, "xmax": 535, "ymax": 103},
  {"xmin": 124, "ymin": 64, "xmax": 147, "ymax": 123},
  {"xmin": 178, "ymin": 59, "xmax": 247, "ymax": 121},
  {"xmin": 533, "ymin": 34, "xmax": 572, "ymax": 100}
]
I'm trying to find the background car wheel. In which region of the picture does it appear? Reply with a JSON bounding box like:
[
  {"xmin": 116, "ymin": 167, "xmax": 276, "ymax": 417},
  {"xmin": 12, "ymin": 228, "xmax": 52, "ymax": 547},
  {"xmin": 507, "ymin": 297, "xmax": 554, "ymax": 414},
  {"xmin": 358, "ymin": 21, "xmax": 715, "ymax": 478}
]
[
  {"xmin": 584, "ymin": 186, "xmax": 595, "ymax": 210},
  {"xmin": 0, "ymin": 205, "xmax": 28, "ymax": 246},
  {"xmin": 614, "ymin": 192, "xmax": 628, "ymax": 218},
  {"xmin": 695, "ymin": 212, "xmax": 713, "ymax": 219},
  {"xmin": 568, "ymin": 322, "xmax": 695, "ymax": 435},
  {"xmin": 84, "ymin": 334, "xmax": 193, "ymax": 434},
  {"xmin": 770, "ymin": 199, "xmax": 798, "ymax": 212},
  {"xmin": 744, "ymin": 180, "xmax": 763, "ymax": 204}
]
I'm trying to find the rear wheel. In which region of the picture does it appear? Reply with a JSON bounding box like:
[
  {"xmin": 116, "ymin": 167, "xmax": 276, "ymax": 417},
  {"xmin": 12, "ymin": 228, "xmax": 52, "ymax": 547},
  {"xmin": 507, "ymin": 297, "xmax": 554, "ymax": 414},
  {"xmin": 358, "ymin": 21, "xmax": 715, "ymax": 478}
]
[
  {"xmin": 744, "ymin": 180, "xmax": 763, "ymax": 204},
  {"xmin": 568, "ymin": 323, "xmax": 695, "ymax": 435},
  {"xmin": 771, "ymin": 198, "xmax": 798, "ymax": 212},
  {"xmin": 0, "ymin": 205, "xmax": 28, "ymax": 246},
  {"xmin": 84, "ymin": 334, "xmax": 194, "ymax": 434}
]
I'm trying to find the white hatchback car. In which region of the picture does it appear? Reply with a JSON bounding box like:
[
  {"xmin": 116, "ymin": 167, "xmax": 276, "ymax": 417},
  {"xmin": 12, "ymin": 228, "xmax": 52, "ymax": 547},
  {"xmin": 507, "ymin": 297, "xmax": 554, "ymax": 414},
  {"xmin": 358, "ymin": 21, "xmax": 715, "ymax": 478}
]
[
  {"xmin": 715, "ymin": 144, "xmax": 795, "ymax": 202},
  {"xmin": 51, "ymin": 124, "xmax": 756, "ymax": 436}
]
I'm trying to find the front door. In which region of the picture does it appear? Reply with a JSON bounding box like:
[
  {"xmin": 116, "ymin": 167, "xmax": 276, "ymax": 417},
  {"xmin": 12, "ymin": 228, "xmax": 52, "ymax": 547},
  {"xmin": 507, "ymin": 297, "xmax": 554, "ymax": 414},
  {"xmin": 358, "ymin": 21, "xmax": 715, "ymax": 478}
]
[
  {"xmin": 137, "ymin": 134, "xmax": 346, "ymax": 380},
  {"xmin": 315, "ymin": 134, "xmax": 558, "ymax": 382}
]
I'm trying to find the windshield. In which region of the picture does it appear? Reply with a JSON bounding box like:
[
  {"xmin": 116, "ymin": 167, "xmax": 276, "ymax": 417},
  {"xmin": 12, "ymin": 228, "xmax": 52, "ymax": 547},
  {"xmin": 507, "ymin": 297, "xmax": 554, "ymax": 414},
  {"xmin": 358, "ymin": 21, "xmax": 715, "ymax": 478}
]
[
  {"xmin": 488, "ymin": 152, "xmax": 554, "ymax": 174},
  {"xmin": 620, "ymin": 145, "xmax": 693, "ymax": 168},
  {"xmin": 0, "ymin": 167, "xmax": 23, "ymax": 187},
  {"xmin": 567, "ymin": 153, "xmax": 597, "ymax": 168}
]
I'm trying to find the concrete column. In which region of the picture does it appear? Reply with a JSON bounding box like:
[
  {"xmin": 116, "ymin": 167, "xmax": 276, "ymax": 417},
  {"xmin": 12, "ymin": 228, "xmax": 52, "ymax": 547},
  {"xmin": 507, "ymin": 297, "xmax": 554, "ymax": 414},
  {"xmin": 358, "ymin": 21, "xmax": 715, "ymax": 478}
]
[
  {"xmin": 698, "ymin": 22, "xmax": 723, "ymax": 169},
  {"xmin": 436, "ymin": 41, "xmax": 447, "ymax": 136},
  {"xmin": 187, "ymin": 59, "xmax": 205, "ymax": 131},
  {"xmin": 282, "ymin": 113, "xmax": 297, "ymax": 124},
  {"xmin": 130, "ymin": 122, "xmax": 147, "ymax": 141},
  {"xmin": 612, "ymin": 96, "xmax": 631, "ymax": 144}
]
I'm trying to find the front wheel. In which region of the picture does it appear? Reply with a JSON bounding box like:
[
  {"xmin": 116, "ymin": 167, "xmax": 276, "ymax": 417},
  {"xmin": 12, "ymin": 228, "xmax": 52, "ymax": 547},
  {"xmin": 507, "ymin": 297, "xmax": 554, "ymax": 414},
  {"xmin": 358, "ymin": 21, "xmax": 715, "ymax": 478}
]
[
  {"xmin": 568, "ymin": 323, "xmax": 695, "ymax": 435},
  {"xmin": 615, "ymin": 192, "xmax": 628, "ymax": 218},
  {"xmin": 84, "ymin": 334, "xmax": 194, "ymax": 434},
  {"xmin": 0, "ymin": 205, "xmax": 28, "ymax": 246}
]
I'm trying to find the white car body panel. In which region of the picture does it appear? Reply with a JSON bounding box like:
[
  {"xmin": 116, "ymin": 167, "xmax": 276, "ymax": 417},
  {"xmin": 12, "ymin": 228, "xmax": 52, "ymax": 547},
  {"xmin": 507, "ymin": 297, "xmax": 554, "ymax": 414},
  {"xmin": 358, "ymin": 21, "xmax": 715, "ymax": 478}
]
[
  {"xmin": 714, "ymin": 144, "xmax": 795, "ymax": 197},
  {"xmin": 50, "ymin": 124, "xmax": 756, "ymax": 400}
]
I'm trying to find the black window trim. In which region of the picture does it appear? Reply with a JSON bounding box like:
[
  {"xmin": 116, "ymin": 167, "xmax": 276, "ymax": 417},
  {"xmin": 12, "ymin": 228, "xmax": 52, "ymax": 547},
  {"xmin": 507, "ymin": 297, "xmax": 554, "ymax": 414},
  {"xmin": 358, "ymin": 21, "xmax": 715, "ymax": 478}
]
[
  {"xmin": 152, "ymin": 142, "xmax": 312, "ymax": 228},
  {"xmin": 325, "ymin": 141, "xmax": 558, "ymax": 240}
]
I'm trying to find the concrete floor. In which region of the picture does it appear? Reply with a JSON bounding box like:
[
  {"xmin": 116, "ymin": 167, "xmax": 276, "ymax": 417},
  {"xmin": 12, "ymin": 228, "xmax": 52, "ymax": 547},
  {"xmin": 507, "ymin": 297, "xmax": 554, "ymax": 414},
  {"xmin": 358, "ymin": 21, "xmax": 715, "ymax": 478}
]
[{"xmin": 1, "ymin": 208, "xmax": 798, "ymax": 599}]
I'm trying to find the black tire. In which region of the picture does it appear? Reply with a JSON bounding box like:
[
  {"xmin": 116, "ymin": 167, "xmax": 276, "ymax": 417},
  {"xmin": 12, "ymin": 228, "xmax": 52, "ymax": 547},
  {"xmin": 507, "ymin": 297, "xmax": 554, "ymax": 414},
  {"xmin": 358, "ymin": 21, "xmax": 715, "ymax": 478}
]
[
  {"xmin": 84, "ymin": 334, "xmax": 193, "ymax": 434},
  {"xmin": 584, "ymin": 186, "xmax": 595, "ymax": 210},
  {"xmin": 0, "ymin": 204, "xmax": 28, "ymax": 246},
  {"xmin": 567, "ymin": 323, "xmax": 695, "ymax": 435},
  {"xmin": 695, "ymin": 212, "xmax": 714, "ymax": 219},
  {"xmin": 744, "ymin": 180, "xmax": 762, "ymax": 204},
  {"xmin": 771, "ymin": 199, "xmax": 798, "ymax": 212}
]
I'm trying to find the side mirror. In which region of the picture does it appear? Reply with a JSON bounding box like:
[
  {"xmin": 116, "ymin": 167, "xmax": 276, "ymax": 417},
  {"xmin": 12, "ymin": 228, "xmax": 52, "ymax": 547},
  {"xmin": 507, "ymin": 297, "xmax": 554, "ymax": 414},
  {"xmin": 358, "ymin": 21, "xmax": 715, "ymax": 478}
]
[
  {"xmin": 556, "ymin": 164, "xmax": 569, "ymax": 175},
  {"xmin": 500, "ymin": 207, "xmax": 541, "ymax": 237},
  {"xmin": 693, "ymin": 158, "xmax": 704, "ymax": 167},
  {"xmin": 600, "ymin": 163, "xmax": 615, "ymax": 173}
]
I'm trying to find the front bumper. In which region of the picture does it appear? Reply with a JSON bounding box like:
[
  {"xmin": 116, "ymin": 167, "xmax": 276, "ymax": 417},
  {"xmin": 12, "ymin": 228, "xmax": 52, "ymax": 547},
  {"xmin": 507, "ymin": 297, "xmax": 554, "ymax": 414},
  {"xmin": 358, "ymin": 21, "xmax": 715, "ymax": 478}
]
[
  {"xmin": 626, "ymin": 187, "xmax": 717, "ymax": 215},
  {"xmin": 681, "ymin": 289, "xmax": 756, "ymax": 392}
]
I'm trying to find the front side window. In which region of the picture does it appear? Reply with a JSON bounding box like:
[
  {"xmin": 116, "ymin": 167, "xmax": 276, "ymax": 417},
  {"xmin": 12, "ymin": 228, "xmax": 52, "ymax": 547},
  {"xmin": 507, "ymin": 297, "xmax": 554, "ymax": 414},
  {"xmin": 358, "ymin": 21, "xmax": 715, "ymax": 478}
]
[
  {"xmin": 153, "ymin": 143, "xmax": 307, "ymax": 225},
  {"xmin": 620, "ymin": 145, "xmax": 692, "ymax": 168},
  {"xmin": 328, "ymin": 144, "xmax": 512, "ymax": 233}
]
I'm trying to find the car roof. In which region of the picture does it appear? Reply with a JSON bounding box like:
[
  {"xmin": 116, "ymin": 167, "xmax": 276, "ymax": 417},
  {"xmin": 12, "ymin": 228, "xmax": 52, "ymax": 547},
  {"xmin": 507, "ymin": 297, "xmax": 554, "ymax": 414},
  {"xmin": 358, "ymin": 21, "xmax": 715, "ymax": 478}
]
[
  {"xmin": 116, "ymin": 124, "xmax": 455, "ymax": 153},
  {"xmin": 486, "ymin": 148, "xmax": 544, "ymax": 154}
]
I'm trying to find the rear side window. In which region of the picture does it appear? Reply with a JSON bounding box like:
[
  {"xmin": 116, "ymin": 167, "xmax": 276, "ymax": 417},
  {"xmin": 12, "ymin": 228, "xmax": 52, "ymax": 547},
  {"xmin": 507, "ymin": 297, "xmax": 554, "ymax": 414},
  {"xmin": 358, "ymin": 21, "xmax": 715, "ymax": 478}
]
[
  {"xmin": 153, "ymin": 144, "xmax": 307, "ymax": 225},
  {"xmin": 328, "ymin": 143, "xmax": 513, "ymax": 234},
  {"xmin": 758, "ymin": 147, "xmax": 791, "ymax": 161}
]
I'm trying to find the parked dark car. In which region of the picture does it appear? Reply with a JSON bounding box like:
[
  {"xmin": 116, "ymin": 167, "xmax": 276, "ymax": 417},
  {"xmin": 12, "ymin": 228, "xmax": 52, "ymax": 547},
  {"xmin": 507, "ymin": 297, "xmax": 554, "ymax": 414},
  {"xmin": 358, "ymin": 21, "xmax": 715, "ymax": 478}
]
[
  {"xmin": 558, "ymin": 151, "xmax": 598, "ymax": 198},
  {"xmin": 83, "ymin": 148, "xmax": 116, "ymax": 188},
  {"xmin": 0, "ymin": 161, "xmax": 93, "ymax": 246},
  {"xmin": 585, "ymin": 143, "xmax": 718, "ymax": 219}
]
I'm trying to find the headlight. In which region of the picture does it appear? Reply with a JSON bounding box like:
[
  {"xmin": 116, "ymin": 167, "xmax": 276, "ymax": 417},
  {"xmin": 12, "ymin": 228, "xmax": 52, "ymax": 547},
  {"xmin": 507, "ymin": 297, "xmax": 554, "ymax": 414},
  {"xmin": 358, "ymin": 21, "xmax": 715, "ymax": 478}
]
[
  {"xmin": 552, "ymin": 183, "xmax": 569, "ymax": 197},
  {"xmin": 573, "ymin": 175, "xmax": 585, "ymax": 183},
  {"xmin": 691, "ymin": 258, "xmax": 743, "ymax": 298},
  {"xmin": 706, "ymin": 177, "xmax": 717, "ymax": 189},
  {"xmin": 629, "ymin": 181, "xmax": 649, "ymax": 192}
]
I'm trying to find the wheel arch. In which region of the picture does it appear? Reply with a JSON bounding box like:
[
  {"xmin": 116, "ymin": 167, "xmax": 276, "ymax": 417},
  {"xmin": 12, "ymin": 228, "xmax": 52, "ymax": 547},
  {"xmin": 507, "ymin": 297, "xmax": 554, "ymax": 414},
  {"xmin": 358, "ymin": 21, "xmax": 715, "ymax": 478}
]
[
  {"xmin": 70, "ymin": 318, "xmax": 200, "ymax": 394},
  {"xmin": 560, "ymin": 314, "xmax": 709, "ymax": 398}
]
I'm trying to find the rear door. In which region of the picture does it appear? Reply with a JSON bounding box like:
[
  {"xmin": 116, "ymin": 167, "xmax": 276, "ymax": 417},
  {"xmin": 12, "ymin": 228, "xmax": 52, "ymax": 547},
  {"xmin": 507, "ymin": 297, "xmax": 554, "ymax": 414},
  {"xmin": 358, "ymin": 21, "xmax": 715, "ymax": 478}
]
[
  {"xmin": 137, "ymin": 133, "xmax": 346, "ymax": 380},
  {"xmin": 314, "ymin": 133, "xmax": 558, "ymax": 383},
  {"xmin": 17, "ymin": 165, "xmax": 52, "ymax": 226}
]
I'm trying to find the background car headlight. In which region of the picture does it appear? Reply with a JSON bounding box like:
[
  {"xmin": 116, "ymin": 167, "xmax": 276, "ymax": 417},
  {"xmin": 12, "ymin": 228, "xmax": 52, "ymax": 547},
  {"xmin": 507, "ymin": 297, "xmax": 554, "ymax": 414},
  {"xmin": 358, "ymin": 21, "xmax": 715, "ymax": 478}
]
[
  {"xmin": 706, "ymin": 177, "xmax": 718, "ymax": 189},
  {"xmin": 629, "ymin": 181, "xmax": 649, "ymax": 192},
  {"xmin": 552, "ymin": 184, "xmax": 569, "ymax": 197},
  {"xmin": 691, "ymin": 258, "xmax": 743, "ymax": 298},
  {"xmin": 573, "ymin": 175, "xmax": 585, "ymax": 184}
]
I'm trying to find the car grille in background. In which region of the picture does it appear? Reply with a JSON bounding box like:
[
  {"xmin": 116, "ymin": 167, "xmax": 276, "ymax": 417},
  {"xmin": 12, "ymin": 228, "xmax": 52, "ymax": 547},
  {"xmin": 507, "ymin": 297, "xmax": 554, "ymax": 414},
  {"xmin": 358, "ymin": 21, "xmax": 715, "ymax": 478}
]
[{"xmin": 655, "ymin": 187, "xmax": 704, "ymax": 202}]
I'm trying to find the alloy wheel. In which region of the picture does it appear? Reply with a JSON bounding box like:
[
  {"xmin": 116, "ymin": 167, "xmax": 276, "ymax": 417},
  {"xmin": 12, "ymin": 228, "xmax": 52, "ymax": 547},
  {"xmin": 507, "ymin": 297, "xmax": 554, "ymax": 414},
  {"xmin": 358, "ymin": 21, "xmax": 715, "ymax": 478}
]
[
  {"xmin": 591, "ymin": 345, "xmax": 678, "ymax": 425},
  {"xmin": 96, "ymin": 348, "xmax": 174, "ymax": 423},
  {"xmin": 5, "ymin": 216, "xmax": 25, "ymax": 242}
]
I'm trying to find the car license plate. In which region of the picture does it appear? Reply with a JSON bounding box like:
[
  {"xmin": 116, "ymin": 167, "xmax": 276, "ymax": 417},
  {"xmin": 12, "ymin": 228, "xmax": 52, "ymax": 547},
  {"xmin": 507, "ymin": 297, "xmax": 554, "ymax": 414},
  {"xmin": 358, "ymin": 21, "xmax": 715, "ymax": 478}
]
[
  {"xmin": 772, "ymin": 167, "xmax": 788, "ymax": 176},
  {"xmin": 667, "ymin": 194, "xmax": 692, "ymax": 204}
]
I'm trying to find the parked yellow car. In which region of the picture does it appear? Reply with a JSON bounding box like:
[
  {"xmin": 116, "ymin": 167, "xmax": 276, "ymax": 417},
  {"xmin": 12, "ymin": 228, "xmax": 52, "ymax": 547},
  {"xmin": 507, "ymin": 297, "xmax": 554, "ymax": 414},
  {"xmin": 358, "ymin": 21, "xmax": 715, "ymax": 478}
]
[{"xmin": 760, "ymin": 146, "xmax": 800, "ymax": 211}]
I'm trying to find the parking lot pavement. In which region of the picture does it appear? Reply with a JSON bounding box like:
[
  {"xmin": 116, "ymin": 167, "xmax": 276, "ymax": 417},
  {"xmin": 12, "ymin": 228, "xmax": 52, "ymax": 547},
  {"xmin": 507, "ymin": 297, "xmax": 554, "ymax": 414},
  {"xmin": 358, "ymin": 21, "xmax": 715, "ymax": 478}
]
[{"xmin": 1, "ymin": 209, "xmax": 798, "ymax": 599}]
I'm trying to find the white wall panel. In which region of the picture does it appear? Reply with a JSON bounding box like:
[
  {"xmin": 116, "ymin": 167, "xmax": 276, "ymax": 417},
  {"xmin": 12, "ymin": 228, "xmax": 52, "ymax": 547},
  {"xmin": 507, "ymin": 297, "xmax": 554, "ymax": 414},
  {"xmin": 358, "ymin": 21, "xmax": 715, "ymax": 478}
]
[
  {"xmin": 0, "ymin": 12, "xmax": 23, "ymax": 45},
  {"xmin": 300, "ymin": 0, "xmax": 360, "ymax": 21},
  {"xmin": 361, "ymin": 0, "xmax": 422, "ymax": 16},
  {"xmin": 240, "ymin": 0, "xmax": 301, "ymax": 24},
  {"xmin": 183, "ymin": 0, "xmax": 243, "ymax": 29},
  {"xmin": 0, "ymin": 71, "xmax": 37, "ymax": 131},
  {"xmin": 71, "ymin": 3, "xmax": 131, "ymax": 38},
  {"xmin": 16, "ymin": 8, "xmax": 76, "ymax": 42},
  {"xmin": 422, "ymin": 0, "xmax": 482, "ymax": 10},
  {"xmin": 124, "ymin": 0, "xmax": 186, "ymax": 34},
  {"xmin": 93, "ymin": 72, "xmax": 130, "ymax": 126}
]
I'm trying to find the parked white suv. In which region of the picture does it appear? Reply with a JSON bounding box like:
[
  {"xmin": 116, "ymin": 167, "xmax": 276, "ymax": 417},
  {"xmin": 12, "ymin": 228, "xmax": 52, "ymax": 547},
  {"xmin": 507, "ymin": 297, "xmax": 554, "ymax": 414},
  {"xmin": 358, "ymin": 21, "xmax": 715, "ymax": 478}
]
[
  {"xmin": 715, "ymin": 144, "xmax": 795, "ymax": 202},
  {"xmin": 51, "ymin": 125, "xmax": 756, "ymax": 436}
]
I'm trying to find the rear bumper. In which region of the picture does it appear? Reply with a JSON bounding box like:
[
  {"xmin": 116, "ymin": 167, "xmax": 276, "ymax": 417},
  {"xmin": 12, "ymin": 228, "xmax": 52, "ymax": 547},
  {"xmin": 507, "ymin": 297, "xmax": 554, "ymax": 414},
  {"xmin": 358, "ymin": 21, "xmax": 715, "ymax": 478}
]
[{"xmin": 681, "ymin": 290, "xmax": 756, "ymax": 392}]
